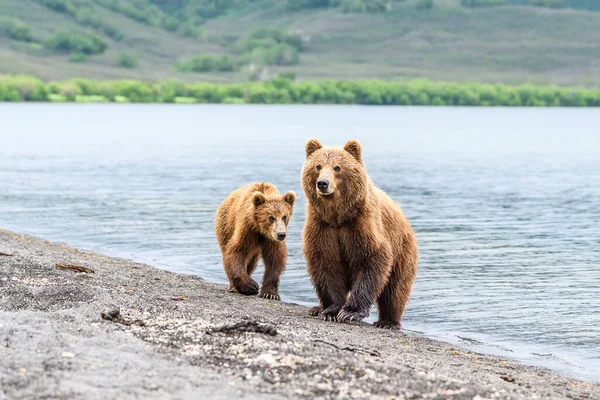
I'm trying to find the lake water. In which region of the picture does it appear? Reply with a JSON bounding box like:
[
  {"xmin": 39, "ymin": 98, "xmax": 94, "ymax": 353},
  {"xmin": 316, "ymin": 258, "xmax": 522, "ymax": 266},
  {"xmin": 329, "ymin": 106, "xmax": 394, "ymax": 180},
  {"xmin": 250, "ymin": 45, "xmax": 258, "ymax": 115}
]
[{"xmin": 1, "ymin": 104, "xmax": 599, "ymax": 381}]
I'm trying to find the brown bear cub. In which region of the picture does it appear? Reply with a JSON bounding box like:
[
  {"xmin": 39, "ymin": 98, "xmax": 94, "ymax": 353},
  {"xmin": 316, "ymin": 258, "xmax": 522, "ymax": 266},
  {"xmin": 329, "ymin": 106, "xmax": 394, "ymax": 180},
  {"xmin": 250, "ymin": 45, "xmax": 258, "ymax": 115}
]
[
  {"xmin": 215, "ymin": 182, "xmax": 295, "ymax": 300},
  {"xmin": 302, "ymin": 139, "xmax": 418, "ymax": 329}
]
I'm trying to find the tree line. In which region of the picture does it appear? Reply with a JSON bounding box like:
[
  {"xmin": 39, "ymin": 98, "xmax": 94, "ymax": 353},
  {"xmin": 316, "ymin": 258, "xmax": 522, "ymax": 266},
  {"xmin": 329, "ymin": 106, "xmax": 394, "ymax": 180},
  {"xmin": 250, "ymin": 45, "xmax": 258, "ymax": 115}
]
[{"xmin": 1, "ymin": 75, "xmax": 598, "ymax": 106}]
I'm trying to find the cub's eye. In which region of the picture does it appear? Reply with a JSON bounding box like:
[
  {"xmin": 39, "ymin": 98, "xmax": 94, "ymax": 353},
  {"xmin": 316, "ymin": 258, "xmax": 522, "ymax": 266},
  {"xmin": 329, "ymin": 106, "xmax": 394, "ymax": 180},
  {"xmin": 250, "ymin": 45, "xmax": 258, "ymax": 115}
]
[
  {"xmin": 268, "ymin": 216, "xmax": 275, "ymax": 223},
  {"xmin": 334, "ymin": 166, "xmax": 341, "ymax": 172},
  {"xmin": 316, "ymin": 165, "xmax": 322, "ymax": 171},
  {"xmin": 282, "ymin": 215, "xmax": 287, "ymax": 222}
]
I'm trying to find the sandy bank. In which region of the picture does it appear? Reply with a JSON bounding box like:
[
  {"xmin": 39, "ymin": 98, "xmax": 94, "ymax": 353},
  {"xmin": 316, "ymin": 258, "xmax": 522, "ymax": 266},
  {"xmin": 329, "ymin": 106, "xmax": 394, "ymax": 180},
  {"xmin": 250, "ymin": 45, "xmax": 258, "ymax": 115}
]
[{"xmin": 1, "ymin": 229, "xmax": 598, "ymax": 399}]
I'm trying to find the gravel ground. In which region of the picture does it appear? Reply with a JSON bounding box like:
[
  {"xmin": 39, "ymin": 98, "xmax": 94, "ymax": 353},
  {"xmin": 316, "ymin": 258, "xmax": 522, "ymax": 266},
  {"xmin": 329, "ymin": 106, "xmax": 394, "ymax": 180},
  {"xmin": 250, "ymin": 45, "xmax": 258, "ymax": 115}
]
[{"xmin": 1, "ymin": 228, "xmax": 598, "ymax": 400}]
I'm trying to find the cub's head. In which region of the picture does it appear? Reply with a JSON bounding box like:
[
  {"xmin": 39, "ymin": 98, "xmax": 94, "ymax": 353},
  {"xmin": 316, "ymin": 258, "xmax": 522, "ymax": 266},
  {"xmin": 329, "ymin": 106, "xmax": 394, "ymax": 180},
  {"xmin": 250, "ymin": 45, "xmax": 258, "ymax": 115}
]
[
  {"xmin": 251, "ymin": 190, "xmax": 296, "ymax": 242},
  {"xmin": 302, "ymin": 138, "xmax": 367, "ymax": 207}
]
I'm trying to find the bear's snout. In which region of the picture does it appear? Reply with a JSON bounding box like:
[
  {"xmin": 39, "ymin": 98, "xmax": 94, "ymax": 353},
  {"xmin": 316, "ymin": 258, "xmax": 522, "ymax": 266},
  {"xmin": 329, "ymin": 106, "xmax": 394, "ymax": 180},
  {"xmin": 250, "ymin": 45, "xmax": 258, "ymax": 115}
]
[
  {"xmin": 277, "ymin": 232, "xmax": 287, "ymax": 241},
  {"xmin": 317, "ymin": 179, "xmax": 329, "ymax": 193}
]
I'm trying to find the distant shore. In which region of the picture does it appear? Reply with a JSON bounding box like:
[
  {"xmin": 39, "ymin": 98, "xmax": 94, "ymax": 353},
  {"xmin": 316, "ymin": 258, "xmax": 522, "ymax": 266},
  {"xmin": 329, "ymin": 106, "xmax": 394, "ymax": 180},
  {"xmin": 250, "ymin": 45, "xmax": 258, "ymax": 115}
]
[
  {"xmin": 1, "ymin": 228, "xmax": 599, "ymax": 399},
  {"xmin": 1, "ymin": 75, "xmax": 600, "ymax": 106}
]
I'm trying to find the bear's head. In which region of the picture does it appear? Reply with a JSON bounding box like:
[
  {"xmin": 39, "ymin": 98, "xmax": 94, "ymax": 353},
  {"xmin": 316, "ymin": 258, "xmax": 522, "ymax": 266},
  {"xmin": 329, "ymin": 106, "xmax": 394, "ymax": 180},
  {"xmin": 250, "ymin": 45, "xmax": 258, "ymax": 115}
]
[
  {"xmin": 302, "ymin": 138, "xmax": 368, "ymax": 219},
  {"xmin": 251, "ymin": 190, "xmax": 296, "ymax": 242}
]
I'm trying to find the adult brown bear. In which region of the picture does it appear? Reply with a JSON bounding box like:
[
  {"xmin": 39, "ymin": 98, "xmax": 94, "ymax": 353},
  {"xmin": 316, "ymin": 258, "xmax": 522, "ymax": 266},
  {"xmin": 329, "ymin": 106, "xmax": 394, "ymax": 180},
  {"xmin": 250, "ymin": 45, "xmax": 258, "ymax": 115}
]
[
  {"xmin": 301, "ymin": 139, "xmax": 418, "ymax": 329},
  {"xmin": 215, "ymin": 182, "xmax": 295, "ymax": 300}
]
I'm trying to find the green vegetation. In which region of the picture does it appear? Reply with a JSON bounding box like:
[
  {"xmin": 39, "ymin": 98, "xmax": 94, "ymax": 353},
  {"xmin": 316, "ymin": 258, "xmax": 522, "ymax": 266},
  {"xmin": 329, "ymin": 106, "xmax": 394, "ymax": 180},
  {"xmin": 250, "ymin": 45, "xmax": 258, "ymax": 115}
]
[
  {"xmin": 416, "ymin": 0, "xmax": 434, "ymax": 9},
  {"xmin": 461, "ymin": 0, "xmax": 507, "ymax": 7},
  {"xmin": 175, "ymin": 54, "xmax": 235, "ymax": 72},
  {"xmin": 0, "ymin": 18, "xmax": 36, "ymax": 42},
  {"xmin": 44, "ymin": 30, "xmax": 107, "ymax": 55},
  {"xmin": 68, "ymin": 53, "xmax": 88, "ymax": 62},
  {"xmin": 34, "ymin": 0, "xmax": 124, "ymax": 40},
  {"xmin": 287, "ymin": 0, "xmax": 392, "ymax": 12},
  {"xmin": 529, "ymin": 0, "xmax": 566, "ymax": 8},
  {"xmin": 1, "ymin": 0, "xmax": 600, "ymax": 86},
  {"xmin": 118, "ymin": 52, "xmax": 138, "ymax": 68},
  {"xmin": 1, "ymin": 74, "xmax": 599, "ymax": 106},
  {"xmin": 234, "ymin": 28, "xmax": 304, "ymax": 66}
]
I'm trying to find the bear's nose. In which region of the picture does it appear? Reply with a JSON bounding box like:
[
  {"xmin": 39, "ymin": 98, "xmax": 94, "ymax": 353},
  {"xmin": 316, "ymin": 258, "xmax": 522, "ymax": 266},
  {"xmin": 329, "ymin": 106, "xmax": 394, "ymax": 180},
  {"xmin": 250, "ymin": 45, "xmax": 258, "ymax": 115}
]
[
  {"xmin": 317, "ymin": 179, "xmax": 329, "ymax": 192},
  {"xmin": 277, "ymin": 232, "xmax": 287, "ymax": 241}
]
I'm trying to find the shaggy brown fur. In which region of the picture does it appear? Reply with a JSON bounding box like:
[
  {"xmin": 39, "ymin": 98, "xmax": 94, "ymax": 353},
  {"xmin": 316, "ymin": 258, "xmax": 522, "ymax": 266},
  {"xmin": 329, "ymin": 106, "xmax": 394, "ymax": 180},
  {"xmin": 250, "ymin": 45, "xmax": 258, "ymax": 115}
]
[
  {"xmin": 301, "ymin": 139, "xmax": 418, "ymax": 329},
  {"xmin": 215, "ymin": 182, "xmax": 295, "ymax": 300}
]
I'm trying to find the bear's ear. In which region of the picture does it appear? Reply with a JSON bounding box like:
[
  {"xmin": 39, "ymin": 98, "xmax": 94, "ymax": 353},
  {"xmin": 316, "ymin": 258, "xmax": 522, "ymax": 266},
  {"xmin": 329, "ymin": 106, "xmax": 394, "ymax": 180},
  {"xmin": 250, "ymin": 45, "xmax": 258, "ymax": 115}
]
[
  {"xmin": 282, "ymin": 191, "xmax": 296, "ymax": 207},
  {"xmin": 252, "ymin": 192, "xmax": 266, "ymax": 207},
  {"xmin": 305, "ymin": 138, "xmax": 322, "ymax": 158},
  {"xmin": 344, "ymin": 140, "xmax": 362, "ymax": 163}
]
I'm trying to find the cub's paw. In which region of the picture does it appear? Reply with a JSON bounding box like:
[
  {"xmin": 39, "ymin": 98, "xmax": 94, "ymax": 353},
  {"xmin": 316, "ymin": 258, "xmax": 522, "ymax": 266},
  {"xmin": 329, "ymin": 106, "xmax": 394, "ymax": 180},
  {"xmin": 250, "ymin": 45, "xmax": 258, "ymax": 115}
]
[
  {"xmin": 322, "ymin": 304, "xmax": 343, "ymax": 322},
  {"xmin": 234, "ymin": 279, "xmax": 260, "ymax": 296},
  {"xmin": 308, "ymin": 305, "xmax": 322, "ymax": 317},
  {"xmin": 373, "ymin": 320, "xmax": 401, "ymax": 330},
  {"xmin": 259, "ymin": 292, "xmax": 281, "ymax": 301},
  {"xmin": 337, "ymin": 306, "xmax": 369, "ymax": 323}
]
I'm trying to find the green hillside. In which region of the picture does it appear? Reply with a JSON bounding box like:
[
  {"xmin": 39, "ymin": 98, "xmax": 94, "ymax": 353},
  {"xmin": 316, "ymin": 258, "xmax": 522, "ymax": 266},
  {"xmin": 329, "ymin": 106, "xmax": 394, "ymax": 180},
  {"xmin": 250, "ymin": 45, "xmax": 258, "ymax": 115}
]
[{"xmin": 1, "ymin": 0, "xmax": 599, "ymax": 86}]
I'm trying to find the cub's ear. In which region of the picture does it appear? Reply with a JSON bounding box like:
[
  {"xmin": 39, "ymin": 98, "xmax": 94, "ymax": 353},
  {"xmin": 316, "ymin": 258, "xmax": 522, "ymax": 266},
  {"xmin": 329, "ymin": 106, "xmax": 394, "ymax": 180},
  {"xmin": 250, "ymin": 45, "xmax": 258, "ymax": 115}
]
[
  {"xmin": 344, "ymin": 140, "xmax": 362, "ymax": 163},
  {"xmin": 305, "ymin": 138, "xmax": 323, "ymax": 158},
  {"xmin": 252, "ymin": 192, "xmax": 266, "ymax": 207},
  {"xmin": 282, "ymin": 191, "xmax": 296, "ymax": 207}
]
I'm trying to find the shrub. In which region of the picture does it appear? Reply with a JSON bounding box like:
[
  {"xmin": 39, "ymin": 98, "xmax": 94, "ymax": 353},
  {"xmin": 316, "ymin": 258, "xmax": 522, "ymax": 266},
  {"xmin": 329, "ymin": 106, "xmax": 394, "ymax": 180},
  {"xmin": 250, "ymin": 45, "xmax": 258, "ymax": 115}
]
[
  {"xmin": 460, "ymin": 0, "xmax": 507, "ymax": 6},
  {"xmin": 0, "ymin": 18, "xmax": 35, "ymax": 42},
  {"xmin": 235, "ymin": 28, "xmax": 304, "ymax": 67},
  {"xmin": 530, "ymin": 0, "xmax": 566, "ymax": 7},
  {"xmin": 0, "ymin": 81, "xmax": 22, "ymax": 101},
  {"xmin": 1, "ymin": 75, "xmax": 600, "ymax": 107},
  {"xmin": 68, "ymin": 53, "xmax": 88, "ymax": 62},
  {"xmin": 0, "ymin": 75, "xmax": 47, "ymax": 101},
  {"xmin": 45, "ymin": 30, "xmax": 107, "ymax": 55},
  {"xmin": 249, "ymin": 44, "xmax": 299, "ymax": 66},
  {"xmin": 417, "ymin": 0, "xmax": 434, "ymax": 8},
  {"xmin": 35, "ymin": 0, "xmax": 124, "ymax": 40},
  {"xmin": 118, "ymin": 52, "xmax": 138, "ymax": 68},
  {"xmin": 286, "ymin": 0, "xmax": 339, "ymax": 10},
  {"xmin": 75, "ymin": 95, "xmax": 109, "ymax": 102},
  {"xmin": 175, "ymin": 54, "xmax": 236, "ymax": 73},
  {"xmin": 102, "ymin": 25, "xmax": 124, "ymax": 41},
  {"xmin": 236, "ymin": 28, "xmax": 304, "ymax": 53}
]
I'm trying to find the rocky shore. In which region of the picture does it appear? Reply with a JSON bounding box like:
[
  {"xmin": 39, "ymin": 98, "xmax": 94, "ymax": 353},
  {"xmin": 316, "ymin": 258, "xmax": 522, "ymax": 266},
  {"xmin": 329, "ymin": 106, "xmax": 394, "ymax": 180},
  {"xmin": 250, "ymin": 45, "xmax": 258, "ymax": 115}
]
[{"xmin": 1, "ymin": 228, "xmax": 598, "ymax": 400}]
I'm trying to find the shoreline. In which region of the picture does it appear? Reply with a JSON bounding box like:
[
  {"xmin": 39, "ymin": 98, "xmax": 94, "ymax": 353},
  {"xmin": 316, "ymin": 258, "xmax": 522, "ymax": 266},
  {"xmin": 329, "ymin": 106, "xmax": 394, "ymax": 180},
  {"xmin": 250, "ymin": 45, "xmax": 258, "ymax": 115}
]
[{"xmin": 1, "ymin": 228, "xmax": 599, "ymax": 399}]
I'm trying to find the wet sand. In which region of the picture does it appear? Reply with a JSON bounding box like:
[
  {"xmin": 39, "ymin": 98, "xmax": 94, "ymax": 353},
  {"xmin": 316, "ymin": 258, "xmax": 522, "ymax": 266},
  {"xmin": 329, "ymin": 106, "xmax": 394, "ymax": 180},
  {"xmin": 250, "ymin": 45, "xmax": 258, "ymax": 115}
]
[{"xmin": 1, "ymin": 228, "xmax": 598, "ymax": 399}]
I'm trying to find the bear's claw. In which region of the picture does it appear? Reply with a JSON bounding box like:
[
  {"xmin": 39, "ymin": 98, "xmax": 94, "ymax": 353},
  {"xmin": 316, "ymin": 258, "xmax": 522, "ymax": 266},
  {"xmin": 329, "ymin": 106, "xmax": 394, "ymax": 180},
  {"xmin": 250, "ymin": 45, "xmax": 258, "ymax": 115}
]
[
  {"xmin": 308, "ymin": 306, "xmax": 322, "ymax": 316},
  {"xmin": 259, "ymin": 293, "xmax": 280, "ymax": 301},
  {"xmin": 373, "ymin": 320, "xmax": 401, "ymax": 330},
  {"xmin": 321, "ymin": 304, "xmax": 343, "ymax": 322},
  {"xmin": 337, "ymin": 308, "xmax": 369, "ymax": 323}
]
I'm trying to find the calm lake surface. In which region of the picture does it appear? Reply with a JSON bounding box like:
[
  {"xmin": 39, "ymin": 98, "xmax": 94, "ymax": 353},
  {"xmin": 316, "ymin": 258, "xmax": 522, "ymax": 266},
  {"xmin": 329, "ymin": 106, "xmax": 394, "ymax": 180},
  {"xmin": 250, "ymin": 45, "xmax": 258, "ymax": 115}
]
[{"xmin": 1, "ymin": 104, "xmax": 599, "ymax": 381}]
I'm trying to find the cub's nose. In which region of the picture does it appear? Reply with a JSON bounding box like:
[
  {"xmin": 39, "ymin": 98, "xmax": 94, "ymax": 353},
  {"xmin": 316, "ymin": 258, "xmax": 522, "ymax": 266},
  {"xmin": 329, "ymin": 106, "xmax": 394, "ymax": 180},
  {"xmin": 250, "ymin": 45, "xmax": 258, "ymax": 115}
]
[
  {"xmin": 277, "ymin": 232, "xmax": 287, "ymax": 241},
  {"xmin": 317, "ymin": 179, "xmax": 329, "ymax": 192}
]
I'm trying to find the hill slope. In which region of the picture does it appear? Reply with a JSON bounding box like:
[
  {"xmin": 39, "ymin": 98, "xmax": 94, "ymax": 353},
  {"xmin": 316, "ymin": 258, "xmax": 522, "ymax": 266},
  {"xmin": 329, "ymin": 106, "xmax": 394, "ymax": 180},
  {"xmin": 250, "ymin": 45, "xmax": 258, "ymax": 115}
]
[{"xmin": 1, "ymin": 0, "xmax": 599, "ymax": 86}]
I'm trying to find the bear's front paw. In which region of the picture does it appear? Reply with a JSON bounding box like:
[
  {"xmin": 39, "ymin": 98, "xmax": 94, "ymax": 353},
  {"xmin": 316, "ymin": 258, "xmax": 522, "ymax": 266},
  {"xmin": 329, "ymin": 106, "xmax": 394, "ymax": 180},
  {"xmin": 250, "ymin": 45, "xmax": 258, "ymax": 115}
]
[
  {"xmin": 322, "ymin": 304, "xmax": 343, "ymax": 322},
  {"xmin": 234, "ymin": 278, "xmax": 260, "ymax": 296},
  {"xmin": 373, "ymin": 320, "xmax": 401, "ymax": 330},
  {"xmin": 259, "ymin": 292, "xmax": 280, "ymax": 301},
  {"xmin": 308, "ymin": 305, "xmax": 322, "ymax": 317},
  {"xmin": 337, "ymin": 306, "xmax": 369, "ymax": 323}
]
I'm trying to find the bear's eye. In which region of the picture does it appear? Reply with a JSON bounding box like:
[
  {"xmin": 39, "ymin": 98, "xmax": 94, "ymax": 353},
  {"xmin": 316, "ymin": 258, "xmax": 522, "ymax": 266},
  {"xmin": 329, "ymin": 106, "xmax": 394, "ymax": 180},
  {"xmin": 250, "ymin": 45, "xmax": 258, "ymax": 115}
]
[
  {"xmin": 282, "ymin": 215, "xmax": 287, "ymax": 222},
  {"xmin": 268, "ymin": 216, "xmax": 275, "ymax": 223},
  {"xmin": 334, "ymin": 166, "xmax": 341, "ymax": 172},
  {"xmin": 316, "ymin": 165, "xmax": 322, "ymax": 171}
]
